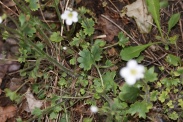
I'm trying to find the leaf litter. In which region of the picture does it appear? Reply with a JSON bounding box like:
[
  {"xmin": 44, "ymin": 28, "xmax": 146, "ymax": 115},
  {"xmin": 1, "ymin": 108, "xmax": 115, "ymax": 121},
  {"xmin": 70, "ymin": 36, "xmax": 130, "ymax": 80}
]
[
  {"xmin": 122, "ymin": 0, "xmax": 153, "ymax": 33},
  {"xmin": 0, "ymin": 105, "xmax": 17, "ymax": 122}
]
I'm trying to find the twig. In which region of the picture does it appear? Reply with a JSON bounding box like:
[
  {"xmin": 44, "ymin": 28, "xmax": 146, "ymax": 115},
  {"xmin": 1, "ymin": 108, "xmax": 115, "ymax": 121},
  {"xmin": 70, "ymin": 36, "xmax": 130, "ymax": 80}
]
[{"xmin": 0, "ymin": 1, "xmax": 19, "ymax": 16}]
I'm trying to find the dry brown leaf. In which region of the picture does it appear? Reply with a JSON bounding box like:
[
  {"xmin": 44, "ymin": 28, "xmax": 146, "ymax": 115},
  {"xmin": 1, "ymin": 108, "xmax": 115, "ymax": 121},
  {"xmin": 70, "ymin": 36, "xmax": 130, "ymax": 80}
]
[
  {"xmin": 124, "ymin": 0, "xmax": 153, "ymax": 33},
  {"xmin": 25, "ymin": 89, "xmax": 43, "ymax": 113},
  {"xmin": 107, "ymin": 47, "xmax": 118, "ymax": 57},
  {"xmin": 0, "ymin": 105, "xmax": 17, "ymax": 122}
]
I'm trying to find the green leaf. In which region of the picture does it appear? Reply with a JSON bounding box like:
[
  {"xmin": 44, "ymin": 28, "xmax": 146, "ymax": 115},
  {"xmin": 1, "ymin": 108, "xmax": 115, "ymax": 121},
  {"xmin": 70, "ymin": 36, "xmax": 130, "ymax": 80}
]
[
  {"xmin": 70, "ymin": 30, "xmax": 86, "ymax": 47},
  {"xmin": 168, "ymin": 111, "xmax": 179, "ymax": 120},
  {"xmin": 167, "ymin": 100, "xmax": 174, "ymax": 108},
  {"xmin": 150, "ymin": 90, "xmax": 159, "ymax": 101},
  {"xmin": 94, "ymin": 39, "xmax": 106, "ymax": 47},
  {"xmin": 19, "ymin": 14, "xmax": 26, "ymax": 26},
  {"xmin": 77, "ymin": 49, "xmax": 93, "ymax": 70},
  {"xmin": 81, "ymin": 18, "xmax": 95, "ymax": 36},
  {"xmin": 178, "ymin": 99, "xmax": 183, "ymax": 108},
  {"xmin": 4, "ymin": 89, "xmax": 21, "ymax": 103},
  {"xmin": 119, "ymin": 84, "xmax": 140, "ymax": 103},
  {"xmin": 166, "ymin": 54, "xmax": 181, "ymax": 66},
  {"xmin": 50, "ymin": 32, "xmax": 63, "ymax": 42},
  {"xmin": 146, "ymin": 0, "xmax": 162, "ymax": 36},
  {"xmin": 173, "ymin": 67, "xmax": 183, "ymax": 76},
  {"xmin": 128, "ymin": 101, "xmax": 152, "ymax": 118},
  {"xmin": 91, "ymin": 45, "xmax": 102, "ymax": 61},
  {"xmin": 105, "ymin": 60, "xmax": 113, "ymax": 67},
  {"xmin": 158, "ymin": 91, "xmax": 168, "ymax": 103},
  {"xmin": 80, "ymin": 88, "xmax": 85, "ymax": 95},
  {"xmin": 160, "ymin": 0, "xmax": 168, "ymax": 8},
  {"xmin": 103, "ymin": 71, "xmax": 117, "ymax": 93},
  {"xmin": 113, "ymin": 98, "xmax": 128, "ymax": 110},
  {"xmin": 168, "ymin": 13, "xmax": 180, "ymax": 34},
  {"xmin": 69, "ymin": 57, "xmax": 76, "ymax": 65},
  {"xmin": 32, "ymin": 107, "xmax": 43, "ymax": 116},
  {"xmin": 144, "ymin": 67, "xmax": 158, "ymax": 82},
  {"xmin": 83, "ymin": 118, "xmax": 92, "ymax": 122},
  {"xmin": 26, "ymin": 0, "xmax": 39, "ymax": 11},
  {"xmin": 161, "ymin": 78, "xmax": 180, "ymax": 87},
  {"xmin": 118, "ymin": 32, "xmax": 129, "ymax": 47},
  {"xmin": 16, "ymin": 117, "xmax": 23, "ymax": 122},
  {"xmin": 23, "ymin": 26, "xmax": 36, "ymax": 37},
  {"xmin": 168, "ymin": 34, "xmax": 179, "ymax": 44},
  {"xmin": 50, "ymin": 112, "xmax": 58, "ymax": 119},
  {"xmin": 120, "ymin": 43, "xmax": 152, "ymax": 61}
]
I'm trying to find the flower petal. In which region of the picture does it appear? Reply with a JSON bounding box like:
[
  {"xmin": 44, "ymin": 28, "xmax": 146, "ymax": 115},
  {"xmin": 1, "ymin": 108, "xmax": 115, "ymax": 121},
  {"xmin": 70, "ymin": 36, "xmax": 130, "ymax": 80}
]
[
  {"xmin": 72, "ymin": 17, "xmax": 78, "ymax": 22},
  {"xmin": 127, "ymin": 60, "xmax": 138, "ymax": 68},
  {"xmin": 72, "ymin": 11, "xmax": 78, "ymax": 17},
  {"xmin": 0, "ymin": 17, "xmax": 2, "ymax": 23},
  {"xmin": 61, "ymin": 10, "xmax": 70, "ymax": 20},
  {"xmin": 120, "ymin": 67, "xmax": 130, "ymax": 78},
  {"xmin": 125, "ymin": 77, "xmax": 137, "ymax": 85},
  {"xmin": 66, "ymin": 19, "xmax": 73, "ymax": 25}
]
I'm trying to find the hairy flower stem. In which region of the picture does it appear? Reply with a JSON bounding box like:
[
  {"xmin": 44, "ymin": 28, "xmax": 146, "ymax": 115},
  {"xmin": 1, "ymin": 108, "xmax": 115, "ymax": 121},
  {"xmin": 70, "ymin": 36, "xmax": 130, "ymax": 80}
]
[
  {"xmin": 24, "ymin": 36, "xmax": 77, "ymax": 77},
  {"xmin": 94, "ymin": 64, "xmax": 104, "ymax": 88},
  {"xmin": 0, "ymin": 24, "xmax": 77, "ymax": 77},
  {"xmin": 142, "ymin": 80, "xmax": 150, "ymax": 102},
  {"xmin": 101, "ymin": 94, "xmax": 114, "ymax": 107}
]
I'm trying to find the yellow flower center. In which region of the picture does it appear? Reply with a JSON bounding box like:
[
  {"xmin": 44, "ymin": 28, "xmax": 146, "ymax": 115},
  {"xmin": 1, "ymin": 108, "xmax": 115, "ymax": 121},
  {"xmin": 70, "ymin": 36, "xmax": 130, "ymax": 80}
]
[
  {"xmin": 130, "ymin": 69, "xmax": 137, "ymax": 75},
  {"xmin": 68, "ymin": 12, "xmax": 73, "ymax": 18}
]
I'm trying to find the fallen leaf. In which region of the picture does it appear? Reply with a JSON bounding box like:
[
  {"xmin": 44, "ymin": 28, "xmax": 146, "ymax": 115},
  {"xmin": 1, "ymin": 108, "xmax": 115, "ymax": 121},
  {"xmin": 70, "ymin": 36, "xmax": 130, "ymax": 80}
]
[
  {"xmin": 124, "ymin": 0, "xmax": 153, "ymax": 33},
  {"xmin": 0, "ymin": 105, "xmax": 17, "ymax": 122},
  {"xmin": 25, "ymin": 89, "xmax": 43, "ymax": 113},
  {"xmin": 107, "ymin": 47, "xmax": 118, "ymax": 57}
]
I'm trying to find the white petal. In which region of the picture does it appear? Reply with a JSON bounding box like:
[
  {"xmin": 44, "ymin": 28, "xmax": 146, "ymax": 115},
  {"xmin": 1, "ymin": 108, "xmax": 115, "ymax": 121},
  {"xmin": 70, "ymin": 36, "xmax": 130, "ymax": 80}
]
[
  {"xmin": 137, "ymin": 65, "xmax": 145, "ymax": 73},
  {"xmin": 125, "ymin": 77, "xmax": 137, "ymax": 85},
  {"xmin": 0, "ymin": 17, "xmax": 2, "ymax": 23},
  {"xmin": 127, "ymin": 60, "xmax": 138, "ymax": 68},
  {"xmin": 66, "ymin": 19, "xmax": 73, "ymax": 25},
  {"xmin": 72, "ymin": 17, "xmax": 78, "ymax": 22},
  {"xmin": 61, "ymin": 10, "xmax": 70, "ymax": 20},
  {"xmin": 72, "ymin": 11, "xmax": 78, "ymax": 17},
  {"xmin": 61, "ymin": 14, "xmax": 67, "ymax": 20},
  {"xmin": 90, "ymin": 106, "xmax": 98, "ymax": 113},
  {"xmin": 120, "ymin": 67, "xmax": 130, "ymax": 78}
]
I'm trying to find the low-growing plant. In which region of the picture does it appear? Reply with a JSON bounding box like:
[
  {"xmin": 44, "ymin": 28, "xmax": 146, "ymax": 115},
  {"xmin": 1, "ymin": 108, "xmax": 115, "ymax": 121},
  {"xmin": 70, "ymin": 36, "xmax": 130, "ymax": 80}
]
[{"xmin": 0, "ymin": 0, "xmax": 182, "ymax": 122}]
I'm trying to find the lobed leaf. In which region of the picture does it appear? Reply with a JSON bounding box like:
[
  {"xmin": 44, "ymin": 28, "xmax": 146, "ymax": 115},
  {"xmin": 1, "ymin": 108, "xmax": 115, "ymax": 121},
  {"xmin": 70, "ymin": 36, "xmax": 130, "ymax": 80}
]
[
  {"xmin": 77, "ymin": 49, "xmax": 93, "ymax": 70},
  {"xmin": 119, "ymin": 84, "xmax": 140, "ymax": 103},
  {"xmin": 128, "ymin": 101, "xmax": 152, "ymax": 118},
  {"xmin": 144, "ymin": 67, "xmax": 158, "ymax": 82}
]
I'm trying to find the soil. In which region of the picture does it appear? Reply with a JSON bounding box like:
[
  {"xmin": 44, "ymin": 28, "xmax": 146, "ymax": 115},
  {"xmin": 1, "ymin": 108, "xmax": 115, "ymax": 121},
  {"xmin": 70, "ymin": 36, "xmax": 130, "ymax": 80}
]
[{"xmin": 0, "ymin": 0, "xmax": 183, "ymax": 121}]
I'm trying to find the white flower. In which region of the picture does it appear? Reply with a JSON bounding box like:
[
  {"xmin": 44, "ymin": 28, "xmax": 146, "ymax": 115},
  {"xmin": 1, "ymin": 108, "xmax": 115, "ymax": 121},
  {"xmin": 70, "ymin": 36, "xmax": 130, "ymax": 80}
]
[
  {"xmin": 0, "ymin": 17, "xmax": 3, "ymax": 23},
  {"xmin": 61, "ymin": 9, "xmax": 78, "ymax": 25},
  {"xmin": 63, "ymin": 46, "xmax": 67, "ymax": 50},
  {"xmin": 90, "ymin": 105, "xmax": 98, "ymax": 113},
  {"xmin": 120, "ymin": 60, "xmax": 145, "ymax": 85}
]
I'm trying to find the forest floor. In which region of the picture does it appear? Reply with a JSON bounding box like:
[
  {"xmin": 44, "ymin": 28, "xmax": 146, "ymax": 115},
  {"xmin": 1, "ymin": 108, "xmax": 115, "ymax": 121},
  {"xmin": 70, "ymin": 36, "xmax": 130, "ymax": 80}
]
[{"xmin": 0, "ymin": 0, "xmax": 183, "ymax": 122}]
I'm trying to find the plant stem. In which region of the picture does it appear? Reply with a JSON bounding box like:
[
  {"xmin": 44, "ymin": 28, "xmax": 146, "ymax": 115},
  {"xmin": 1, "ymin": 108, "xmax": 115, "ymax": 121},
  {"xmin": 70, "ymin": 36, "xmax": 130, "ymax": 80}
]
[
  {"xmin": 94, "ymin": 64, "xmax": 104, "ymax": 88},
  {"xmin": 54, "ymin": 0, "xmax": 62, "ymax": 22},
  {"xmin": 24, "ymin": 36, "xmax": 77, "ymax": 77},
  {"xmin": 101, "ymin": 94, "xmax": 114, "ymax": 107},
  {"xmin": 36, "ymin": 27, "xmax": 53, "ymax": 48},
  {"xmin": 142, "ymin": 80, "xmax": 150, "ymax": 102}
]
